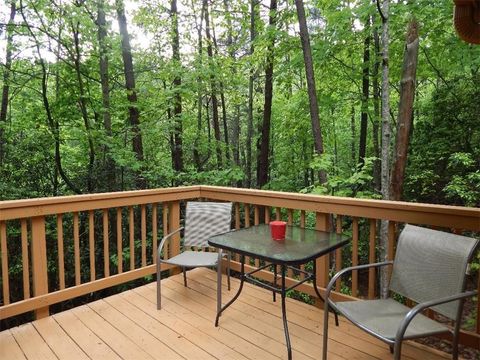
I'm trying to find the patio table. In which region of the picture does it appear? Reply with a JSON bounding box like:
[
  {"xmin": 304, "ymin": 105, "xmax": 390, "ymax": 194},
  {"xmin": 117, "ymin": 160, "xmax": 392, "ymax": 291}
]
[{"xmin": 208, "ymin": 224, "xmax": 350, "ymax": 360}]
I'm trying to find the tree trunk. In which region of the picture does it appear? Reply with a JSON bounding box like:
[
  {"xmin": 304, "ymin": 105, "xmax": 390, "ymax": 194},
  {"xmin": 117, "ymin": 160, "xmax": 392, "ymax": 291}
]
[
  {"xmin": 204, "ymin": 0, "xmax": 222, "ymax": 169},
  {"xmin": 246, "ymin": 0, "xmax": 258, "ymax": 188},
  {"xmin": 97, "ymin": 0, "xmax": 116, "ymax": 192},
  {"xmin": 378, "ymin": 0, "xmax": 391, "ymax": 299},
  {"xmin": 351, "ymin": 105, "xmax": 356, "ymax": 168},
  {"xmin": 0, "ymin": 1, "xmax": 16, "ymax": 168},
  {"xmin": 372, "ymin": 20, "xmax": 381, "ymax": 193},
  {"xmin": 257, "ymin": 0, "xmax": 277, "ymax": 189},
  {"xmin": 359, "ymin": 19, "xmax": 371, "ymax": 167},
  {"xmin": 390, "ymin": 20, "xmax": 420, "ymax": 201},
  {"xmin": 72, "ymin": 22, "xmax": 95, "ymax": 192},
  {"xmin": 115, "ymin": 0, "xmax": 145, "ymax": 189},
  {"xmin": 295, "ymin": 0, "xmax": 327, "ymax": 184},
  {"xmin": 20, "ymin": 4, "xmax": 81, "ymax": 194},
  {"xmin": 192, "ymin": 0, "xmax": 205, "ymax": 171},
  {"xmin": 171, "ymin": 0, "xmax": 184, "ymax": 173}
]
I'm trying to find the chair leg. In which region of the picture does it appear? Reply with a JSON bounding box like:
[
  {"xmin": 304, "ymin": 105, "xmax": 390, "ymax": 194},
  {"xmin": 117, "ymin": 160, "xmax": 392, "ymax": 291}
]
[
  {"xmin": 183, "ymin": 267, "xmax": 188, "ymax": 287},
  {"xmin": 156, "ymin": 260, "xmax": 162, "ymax": 310},
  {"xmin": 389, "ymin": 344, "xmax": 394, "ymax": 354},
  {"xmin": 452, "ymin": 323, "xmax": 461, "ymax": 360},
  {"xmin": 393, "ymin": 339, "xmax": 403, "ymax": 360},
  {"xmin": 322, "ymin": 299, "xmax": 330, "ymax": 360}
]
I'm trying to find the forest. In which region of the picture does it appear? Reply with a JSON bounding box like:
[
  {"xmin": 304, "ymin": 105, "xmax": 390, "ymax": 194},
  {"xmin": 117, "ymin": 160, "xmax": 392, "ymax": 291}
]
[{"xmin": 0, "ymin": 0, "xmax": 478, "ymax": 207}]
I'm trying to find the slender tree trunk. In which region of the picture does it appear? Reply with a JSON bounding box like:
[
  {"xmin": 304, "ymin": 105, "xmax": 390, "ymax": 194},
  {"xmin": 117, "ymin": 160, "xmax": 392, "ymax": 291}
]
[
  {"xmin": 192, "ymin": 0, "xmax": 204, "ymax": 171},
  {"xmin": 115, "ymin": 0, "xmax": 145, "ymax": 189},
  {"xmin": 0, "ymin": 1, "xmax": 16, "ymax": 168},
  {"xmin": 359, "ymin": 19, "xmax": 371, "ymax": 167},
  {"xmin": 246, "ymin": 0, "xmax": 258, "ymax": 188},
  {"xmin": 97, "ymin": 0, "xmax": 116, "ymax": 191},
  {"xmin": 257, "ymin": 0, "xmax": 277, "ymax": 189},
  {"xmin": 372, "ymin": 20, "xmax": 381, "ymax": 193},
  {"xmin": 390, "ymin": 20, "xmax": 419, "ymax": 201},
  {"xmin": 72, "ymin": 22, "xmax": 95, "ymax": 192},
  {"xmin": 204, "ymin": 0, "xmax": 222, "ymax": 169},
  {"xmin": 171, "ymin": 0, "xmax": 183, "ymax": 173},
  {"xmin": 295, "ymin": 0, "xmax": 327, "ymax": 184},
  {"xmin": 351, "ymin": 105, "xmax": 356, "ymax": 168},
  {"xmin": 20, "ymin": 2, "xmax": 81, "ymax": 194},
  {"xmin": 378, "ymin": 0, "xmax": 391, "ymax": 299}
]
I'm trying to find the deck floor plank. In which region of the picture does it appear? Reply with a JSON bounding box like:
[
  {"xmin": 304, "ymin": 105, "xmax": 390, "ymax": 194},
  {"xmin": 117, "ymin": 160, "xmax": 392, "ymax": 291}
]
[
  {"xmin": 53, "ymin": 310, "xmax": 121, "ymax": 360},
  {"xmin": 88, "ymin": 299, "xmax": 184, "ymax": 360},
  {"xmin": 70, "ymin": 305, "xmax": 154, "ymax": 359},
  {"xmin": 1, "ymin": 268, "xmax": 452, "ymax": 360},
  {"xmin": 10, "ymin": 323, "xmax": 57, "ymax": 360},
  {"xmin": 0, "ymin": 329, "xmax": 27, "ymax": 360},
  {"xmin": 200, "ymin": 267, "xmax": 451, "ymax": 360},
  {"xmin": 32, "ymin": 316, "xmax": 89, "ymax": 360},
  {"xmin": 102, "ymin": 294, "xmax": 213, "ymax": 360}
]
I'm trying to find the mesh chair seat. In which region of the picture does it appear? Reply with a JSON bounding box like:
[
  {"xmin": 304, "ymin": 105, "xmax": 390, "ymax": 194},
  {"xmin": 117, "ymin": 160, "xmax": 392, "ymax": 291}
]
[
  {"xmin": 162, "ymin": 251, "xmax": 220, "ymax": 267},
  {"xmin": 336, "ymin": 299, "xmax": 449, "ymax": 340}
]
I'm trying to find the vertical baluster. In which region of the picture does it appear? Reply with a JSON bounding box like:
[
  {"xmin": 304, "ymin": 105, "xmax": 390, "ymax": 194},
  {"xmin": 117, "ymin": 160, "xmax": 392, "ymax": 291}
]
[
  {"xmin": 1, "ymin": 221, "xmax": 9, "ymax": 304},
  {"xmin": 89, "ymin": 211, "xmax": 95, "ymax": 282},
  {"xmin": 152, "ymin": 204, "xmax": 158, "ymax": 264},
  {"xmin": 31, "ymin": 216, "xmax": 49, "ymax": 319},
  {"xmin": 169, "ymin": 201, "xmax": 181, "ymax": 275},
  {"xmin": 299, "ymin": 211, "xmax": 306, "ymax": 279},
  {"xmin": 275, "ymin": 207, "xmax": 281, "ymax": 221},
  {"xmin": 265, "ymin": 206, "xmax": 270, "ymax": 224},
  {"xmin": 335, "ymin": 216, "xmax": 342, "ymax": 292},
  {"xmin": 368, "ymin": 219, "xmax": 376, "ymax": 299},
  {"xmin": 21, "ymin": 219, "xmax": 31, "ymax": 298},
  {"xmin": 56, "ymin": 215, "xmax": 65, "ymax": 290},
  {"xmin": 103, "ymin": 210, "xmax": 110, "ymax": 277},
  {"xmin": 234, "ymin": 203, "xmax": 241, "ymax": 229},
  {"xmin": 129, "ymin": 206, "xmax": 135, "ymax": 270},
  {"xmin": 73, "ymin": 212, "xmax": 81, "ymax": 285},
  {"xmin": 117, "ymin": 208, "xmax": 123, "ymax": 274},
  {"xmin": 287, "ymin": 210, "xmax": 293, "ymax": 278},
  {"xmin": 234, "ymin": 203, "xmax": 240, "ymax": 262},
  {"xmin": 163, "ymin": 203, "xmax": 169, "ymax": 259},
  {"xmin": 254, "ymin": 205, "xmax": 260, "ymax": 268},
  {"xmin": 315, "ymin": 213, "xmax": 330, "ymax": 288},
  {"xmin": 244, "ymin": 204, "xmax": 251, "ymax": 266},
  {"xmin": 141, "ymin": 205, "xmax": 147, "ymax": 267},
  {"xmin": 352, "ymin": 217, "xmax": 359, "ymax": 297},
  {"xmin": 387, "ymin": 221, "xmax": 396, "ymax": 279}
]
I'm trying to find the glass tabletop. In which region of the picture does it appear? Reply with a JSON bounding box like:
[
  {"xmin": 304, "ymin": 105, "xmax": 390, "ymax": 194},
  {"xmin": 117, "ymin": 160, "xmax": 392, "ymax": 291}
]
[{"xmin": 208, "ymin": 224, "xmax": 350, "ymax": 265}]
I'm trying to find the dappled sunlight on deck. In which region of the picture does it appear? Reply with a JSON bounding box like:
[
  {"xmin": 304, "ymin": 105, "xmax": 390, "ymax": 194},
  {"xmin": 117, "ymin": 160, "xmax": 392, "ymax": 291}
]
[{"xmin": 1, "ymin": 268, "xmax": 451, "ymax": 360}]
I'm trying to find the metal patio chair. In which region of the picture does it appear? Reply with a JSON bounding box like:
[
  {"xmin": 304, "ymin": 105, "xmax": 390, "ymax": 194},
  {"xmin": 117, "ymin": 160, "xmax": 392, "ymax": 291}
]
[
  {"xmin": 157, "ymin": 201, "xmax": 232, "ymax": 310},
  {"xmin": 322, "ymin": 224, "xmax": 478, "ymax": 360}
]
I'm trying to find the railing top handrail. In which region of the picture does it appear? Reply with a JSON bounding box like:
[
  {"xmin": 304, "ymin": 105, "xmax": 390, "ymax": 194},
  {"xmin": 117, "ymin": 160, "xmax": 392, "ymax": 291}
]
[
  {"xmin": 0, "ymin": 185, "xmax": 478, "ymax": 230},
  {"xmin": 199, "ymin": 186, "xmax": 480, "ymax": 216}
]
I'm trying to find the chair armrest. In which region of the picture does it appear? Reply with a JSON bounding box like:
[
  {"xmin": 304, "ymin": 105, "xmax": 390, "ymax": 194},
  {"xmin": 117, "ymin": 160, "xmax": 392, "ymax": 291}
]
[
  {"xmin": 394, "ymin": 290, "xmax": 477, "ymax": 347},
  {"xmin": 325, "ymin": 261, "xmax": 394, "ymax": 301},
  {"xmin": 157, "ymin": 227, "xmax": 184, "ymax": 262}
]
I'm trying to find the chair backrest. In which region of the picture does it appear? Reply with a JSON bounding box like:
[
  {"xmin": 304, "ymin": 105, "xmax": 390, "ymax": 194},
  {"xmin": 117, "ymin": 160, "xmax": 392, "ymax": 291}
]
[
  {"xmin": 183, "ymin": 202, "xmax": 232, "ymax": 248},
  {"xmin": 389, "ymin": 224, "xmax": 478, "ymax": 319}
]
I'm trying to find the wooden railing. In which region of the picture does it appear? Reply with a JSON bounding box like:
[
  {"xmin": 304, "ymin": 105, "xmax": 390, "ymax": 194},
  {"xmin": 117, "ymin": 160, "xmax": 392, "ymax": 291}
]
[{"xmin": 1, "ymin": 185, "xmax": 479, "ymax": 348}]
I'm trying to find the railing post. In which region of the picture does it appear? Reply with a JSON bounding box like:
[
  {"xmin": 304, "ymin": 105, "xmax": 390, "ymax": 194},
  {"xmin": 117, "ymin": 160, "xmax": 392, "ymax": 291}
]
[
  {"xmin": 31, "ymin": 216, "xmax": 49, "ymax": 319},
  {"xmin": 315, "ymin": 212, "xmax": 330, "ymax": 290},
  {"xmin": 169, "ymin": 201, "xmax": 181, "ymax": 275}
]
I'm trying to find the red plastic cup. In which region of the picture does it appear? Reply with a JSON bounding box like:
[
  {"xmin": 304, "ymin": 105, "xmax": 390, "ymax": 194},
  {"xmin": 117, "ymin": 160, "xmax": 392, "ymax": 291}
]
[{"xmin": 270, "ymin": 221, "xmax": 287, "ymax": 240}]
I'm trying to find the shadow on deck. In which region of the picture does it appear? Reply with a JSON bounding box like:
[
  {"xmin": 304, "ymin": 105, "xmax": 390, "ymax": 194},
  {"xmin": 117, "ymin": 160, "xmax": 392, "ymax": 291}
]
[{"xmin": 0, "ymin": 268, "xmax": 451, "ymax": 360}]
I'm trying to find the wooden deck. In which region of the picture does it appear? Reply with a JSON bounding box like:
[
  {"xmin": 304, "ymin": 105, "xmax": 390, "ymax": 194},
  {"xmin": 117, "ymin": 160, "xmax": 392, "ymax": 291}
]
[{"xmin": 1, "ymin": 268, "xmax": 451, "ymax": 360}]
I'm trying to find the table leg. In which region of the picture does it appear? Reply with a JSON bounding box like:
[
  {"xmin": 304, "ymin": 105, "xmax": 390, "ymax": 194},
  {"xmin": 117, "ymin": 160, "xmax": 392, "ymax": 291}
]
[
  {"xmin": 281, "ymin": 265, "xmax": 292, "ymax": 360},
  {"xmin": 215, "ymin": 255, "xmax": 245, "ymax": 327},
  {"xmin": 312, "ymin": 260, "xmax": 339, "ymax": 326},
  {"xmin": 273, "ymin": 264, "xmax": 277, "ymax": 302},
  {"xmin": 217, "ymin": 249, "xmax": 223, "ymax": 315}
]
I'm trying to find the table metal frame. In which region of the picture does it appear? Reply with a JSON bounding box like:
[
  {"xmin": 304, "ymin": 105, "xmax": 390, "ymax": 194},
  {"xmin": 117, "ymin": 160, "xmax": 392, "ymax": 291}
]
[{"xmin": 211, "ymin": 226, "xmax": 347, "ymax": 360}]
